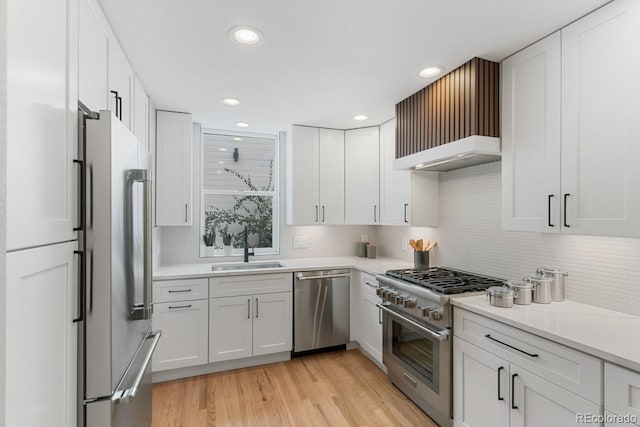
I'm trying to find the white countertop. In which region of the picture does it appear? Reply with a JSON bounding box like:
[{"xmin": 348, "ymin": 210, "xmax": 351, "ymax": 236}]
[
  {"xmin": 153, "ymin": 256, "xmax": 413, "ymax": 281},
  {"xmin": 451, "ymin": 294, "xmax": 640, "ymax": 372}
]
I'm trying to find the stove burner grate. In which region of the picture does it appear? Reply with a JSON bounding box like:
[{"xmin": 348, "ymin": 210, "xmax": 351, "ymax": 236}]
[{"xmin": 386, "ymin": 267, "xmax": 504, "ymax": 295}]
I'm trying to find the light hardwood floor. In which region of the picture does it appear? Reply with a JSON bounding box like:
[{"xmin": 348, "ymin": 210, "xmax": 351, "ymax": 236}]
[{"xmin": 152, "ymin": 349, "xmax": 438, "ymax": 427}]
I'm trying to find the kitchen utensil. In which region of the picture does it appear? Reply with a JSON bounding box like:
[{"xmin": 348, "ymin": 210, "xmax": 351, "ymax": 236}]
[
  {"xmin": 414, "ymin": 250, "xmax": 429, "ymax": 269},
  {"xmin": 425, "ymin": 241, "xmax": 437, "ymax": 252},
  {"xmin": 530, "ymin": 276, "xmax": 553, "ymax": 304},
  {"xmin": 416, "ymin": 239, "xmax": 423, "ymax": 251},
  {"xmin": 487, "ymin": 286, "xmax": 515, "ymax": 308},
  {"xmin": 409, "ymin": 239, "xmax": 417, "ymax": 250},
  {"xmin": 508, "ymin": 280, "xmax": 533, "ymax": 305},
  {"xmin": 366, "ymin": 244, "xmax": 377, "ymax": 259},
  {"xmin": 537, "ymin": 267, "xmax": 567, "ymax": 302}
]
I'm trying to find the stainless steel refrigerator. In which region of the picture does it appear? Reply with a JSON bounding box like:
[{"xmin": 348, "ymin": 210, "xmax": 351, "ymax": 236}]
[{"xmin": 78, "ymin": 105, "xmax": 160, "ymax": 427}]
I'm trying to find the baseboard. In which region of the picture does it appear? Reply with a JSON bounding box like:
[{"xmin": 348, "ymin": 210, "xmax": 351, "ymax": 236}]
[{"xmin": 152, "ymin": 351, "xmax": 291, "ymax": 383}]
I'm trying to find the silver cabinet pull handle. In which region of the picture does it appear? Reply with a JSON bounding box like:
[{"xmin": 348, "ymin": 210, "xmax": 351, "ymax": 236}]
[
  {"xmin": 247, "ymin": 298, "xmax": 250, "ymax": 319},
  {"xmin": 185, "ymin": 203, "xmax": 188, "ymax": 223},
  {"xmin": 315, "ymin": 205, "xmax": 319, "ymax": 222},
  {"xmin": 168, "ymin": 289, "xmax": 192, "ymax": 293},
  {"xmin": 168, "ymin": 304, "xmax": 191, "ymax": 310},
  {"xmin": 403, "ymin": 203, "xmax": 409, "ymax": 223},
  {"xmin": 255, "ymin": 298, "xmax": 259, "ymax": 318},
  {"xmin": 374, "ymin": 205, "xmax": 377, "ymax": 222},
  {"xmin": 322, "ymin": 205, "xmax": 325, "ymax": 222}
]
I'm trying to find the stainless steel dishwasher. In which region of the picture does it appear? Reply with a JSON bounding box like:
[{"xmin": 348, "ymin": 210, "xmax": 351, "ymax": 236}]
[{"xmin": 294, "ymin": 269, "xmax": 350, "ymax": 354}]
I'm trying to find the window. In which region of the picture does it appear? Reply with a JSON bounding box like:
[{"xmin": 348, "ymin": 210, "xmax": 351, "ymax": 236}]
[{"xmin": 200, "ymin": 131, "xmax": 278, "ymax": 257}]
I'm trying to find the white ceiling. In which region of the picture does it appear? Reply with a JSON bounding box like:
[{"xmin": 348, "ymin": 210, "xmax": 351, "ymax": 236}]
[{"xmin": 98, "ymin": 0, "xmax": 609, "ymax": 134}]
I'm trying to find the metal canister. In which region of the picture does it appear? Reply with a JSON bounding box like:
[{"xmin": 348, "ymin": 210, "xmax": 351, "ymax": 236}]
[
  {"xmin": 537, "ymin": 268, "xmax": 568, "ymax": 302},
  {"xmin": 530, "ymin": 276, "xmax": 553, "ymax": 304},
  {"xmin": 487, "ymin": 286, "xmax": 515, "ymax": 308},
  {"xmin": 508, "ymin": 280, "xmax": 533, "ymax": 305}
]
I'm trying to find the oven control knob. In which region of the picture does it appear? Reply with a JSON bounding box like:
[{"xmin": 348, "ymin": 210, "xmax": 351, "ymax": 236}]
[
  {"xmin": 418, "ymin": 306, "xmax": 432, "ymax": 317},
  {"xmin": 403, "ymin": 298, "xmax": 417, "ymax": 308},
  {"xmin": 376, "ymin": 287, "xmax": 385, "ymax": 298},
  {"xmin": 394, "ymin": 295, "xmax": 406, "ymax": 304},
  {"xmin": 429, "ymin": 311, "xmax": 443, "ymax": 321},
  {"xmin": 385, "ymin": 290, "xmax": 397, "ymax": 301}
]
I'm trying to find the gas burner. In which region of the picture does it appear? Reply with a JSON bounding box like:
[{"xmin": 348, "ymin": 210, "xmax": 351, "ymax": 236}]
[{"xmin": 386, "ymin": 267, "xmax": 504, "ymax": 295}]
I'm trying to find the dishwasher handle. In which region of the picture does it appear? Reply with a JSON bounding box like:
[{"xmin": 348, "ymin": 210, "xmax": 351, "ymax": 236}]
[{"xmin": 296, "ymin": 273, "xmax": 350, "ymax": 281}]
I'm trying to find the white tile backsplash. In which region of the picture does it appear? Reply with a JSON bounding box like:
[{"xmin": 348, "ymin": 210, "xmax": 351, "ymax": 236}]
[{"xmin": 377, "ymin": 161, "xmax": 640, "ymax": 315}]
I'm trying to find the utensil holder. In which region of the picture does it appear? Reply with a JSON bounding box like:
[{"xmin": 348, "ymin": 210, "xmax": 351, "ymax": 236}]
[
  {"xmin": 357, "ymin": 242, "xmax": 369, "ymax": 257},
  {"xmin": 366, "ymin": 244, "xmax": 377, "ymax": 259},
  {"xmin": 414, "ymin": 251, "xmax": 429, "ymax": 269}
]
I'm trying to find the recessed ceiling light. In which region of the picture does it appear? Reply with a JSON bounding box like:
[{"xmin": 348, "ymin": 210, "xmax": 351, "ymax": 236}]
[
  {"xmin": 229, "ymin": 26, "xmax": 262, "ymax": 46},
  {"xmin": 236, "ymin": 122, "xmax": 250, "ymax": 128},
  {"xmin": 219, "ymin": 148, "xmax": 227, "ymax": 151},
  {"xmin": 353, "ymin": 115, "xmax": 368, "ymax": 121},
  {"xmin": 233, "ymin": 137, "xmax": 243, "ymax": 141},
  {"xmin": 418, "ymin": 66, "xmax": 444, "ymax": 78},
  {"xmin": 222, "ymin": 98, "xmax": 240, "ymax": 106},
  {"xmin": 219, "ymin": 161, "xmax": 225, "ymax": 164},
  {"xmin": 217, "ymin": 170, "xmax": 222, "ymax": 174}
]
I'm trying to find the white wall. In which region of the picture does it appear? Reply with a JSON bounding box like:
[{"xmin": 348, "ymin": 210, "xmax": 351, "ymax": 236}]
[
  {"xmin": 377, "ymin": 161, "xmax": 640, "ymax": 315},
  {"xmin": 0, "ymin": 0, "xmax": 6, "ymax": 421},
  {"xmin": 158, "ymin": 125, "xmax": 376, "ymax": 265}
]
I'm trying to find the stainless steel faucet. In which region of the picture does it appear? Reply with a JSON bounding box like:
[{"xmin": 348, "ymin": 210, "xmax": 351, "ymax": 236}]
[{"xmin": 243, "ymin": 226, "xmax": 255, "ymax": 263}]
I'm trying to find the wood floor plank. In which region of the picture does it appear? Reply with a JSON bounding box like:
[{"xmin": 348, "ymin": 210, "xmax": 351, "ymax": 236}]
[{"xmin": 152, "ymin": 350, "xmax": 438, "ymax": 427}]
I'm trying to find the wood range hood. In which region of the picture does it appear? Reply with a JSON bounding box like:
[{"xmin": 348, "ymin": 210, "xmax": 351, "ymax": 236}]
[{"xmin": 394, "ymin": 57, "xmax": 501, "ymax": 172}]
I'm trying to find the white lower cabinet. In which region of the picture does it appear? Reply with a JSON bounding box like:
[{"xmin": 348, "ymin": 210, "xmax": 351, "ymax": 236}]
[
  {"xmin": 6, "ymin": 242, "xmax": 78, "ymax": 427},
  {"xmin": 253, "ymin": 292, "xmax": 294, "ymax": 356},
  {"xmin": 152, "ymin": 300, "xmax": 209, "ymax": 371},
  {"xmin": 605, "ymin": 363, "xmax": 640, "ymax": 426},
  {"xmin": 152, "ymin": 279, "xmax": 209, "ymax": 372},
  {"xmin": 357, "ymin": 272, "xmax": 383, "ymax": 364},
  {"xmin": 454, "ymin": 308, "xmax": 603, "ymax": 427}
]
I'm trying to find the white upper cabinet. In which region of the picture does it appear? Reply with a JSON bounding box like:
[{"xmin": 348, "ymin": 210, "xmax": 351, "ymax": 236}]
[
  {"xmin": 108, "ymin": 41, "xmax": 134, "ymax": 128},
  {"xmin": 133, "ymin": 76, "xmax": 150, "ymax": 150},
  {"xmin": 156, "ymin": 111, "xmax": 193, "ymax": 226},
  {"xmin": 78, "ymin": 0, "xmax": 109, "ymax": 112},
  {"xmin": 286, "ymin": 126, "xmax": 344, "ymax": 225},
  {"xmin": 561, "ymin": 0, "xmax": 640, "ymax": 237},
  {"xmin": 379, "ymin": 119, "xmax": 439, "ymax": 226},
  {"xmin": 502, "ymin": 32, "xmax": 562, "ymax": 233},
  {"xmin": 345, "ymin": 127, "xmax": 380, "ymax": 225},
  {"xmin": 7, "ymin": 0, "xmax": 77, "ymax": 250}
]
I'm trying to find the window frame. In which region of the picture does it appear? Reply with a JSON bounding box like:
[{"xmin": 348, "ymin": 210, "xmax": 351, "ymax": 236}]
[{"xmin": 199, "ymin": 128, "xmax": 280, "ymax": 258}]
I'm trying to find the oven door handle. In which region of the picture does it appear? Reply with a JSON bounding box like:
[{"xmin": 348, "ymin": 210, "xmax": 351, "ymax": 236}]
[{"xmin": 377, "ymin": 304, "xmax": 449, "ymax": 341}]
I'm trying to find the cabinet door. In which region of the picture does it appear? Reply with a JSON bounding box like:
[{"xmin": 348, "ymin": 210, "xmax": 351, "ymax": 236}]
[
  {"xmin": 605, "ymin": 362, "xmax": 640, "ymax": 424},
  {"xmin": 210, "ymin": 296, "xmax": 253, "ymax": 362},
  {"xmin": 561, "ymin": 0, "xmax": 640, "ymax": 237},
  {"xmin": 152, "ymin": 300, "xmax": 208, "ymax": 371},
  {"xmin": 502, "ymin": 32, "xmax": 561, "ymax": 233},
  {"xmin": 360, "ymin": 286, "xmax": 383, "ymax": 364},
  {"xmin": 7, "ymin": 0, "xmax": 77, "ymax": 250},
  {"xmin": 6, "ymin": 242, "xmax": 78, "ymax": 427},
  {"xmin": 380, "ymin": 119, "xmax": 411, "ymax": 225},
  {"xmin": 79, "ymin": 0, "xmax": 109, "ymax": 112},
  {"xmin": 133, "ymin": 76, "xmax": 150, "ymax": 151},
  {"xmin": 453, "ymin": 337, "xmax": 509, "ymax": 427},
  {"xmin": 156, "ymin": 111, "xmax": 193, "ymax": 226},
  {"xmin": 318, "ymin": 128, "xmax": 345, "ymax": 224},
  {"xmin": 108, "ymin": 41, "xmax": 134, "ymax": 129},
  {"xmin": 345, "ymin": 127, "xmax": 380, "ymax": 225},
  {"xmin": 605, "ymin": 411, "xmax": 638, "ymax": 427},
  {"xmin": 286, "ymin": 125, "xmax": 320, "ymax": 225},
  {"xmin": 253, "ymin": 292, "xmax": 293, "ymax": 356},
  {"xmin": 510, "ymin": 365, "xmax": 602, "ymax": 427}
]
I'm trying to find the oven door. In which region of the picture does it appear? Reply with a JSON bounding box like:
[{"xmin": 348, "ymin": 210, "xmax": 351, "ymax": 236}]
[{"xmin": 378, "ymin": 304, "xmax": 452, "ymax": 427}]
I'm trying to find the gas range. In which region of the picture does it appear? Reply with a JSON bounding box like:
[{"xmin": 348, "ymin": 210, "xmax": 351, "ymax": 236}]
[{"xmin": 375, "ymin": 267, "xmax": 505, "ymax": 329}]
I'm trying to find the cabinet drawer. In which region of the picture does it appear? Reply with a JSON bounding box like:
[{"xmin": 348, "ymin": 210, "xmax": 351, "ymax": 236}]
[
  {"xmin": 606, "ymin": 362, "xmax": 640, "ymax": 424},
  {"xmin": 153, "ymin": 278, "xmax": 208, "ymax": 303},
  {"xmin": 360, "ymin": 272, "xmax": 379, "ymax": 297},
  {"xmin": 454, "ymin": 308, "xmax": 602, "ymax": 404},
  {"xmin": 210, "ymin": 273, "xmax": 292, "ymax": 298}
]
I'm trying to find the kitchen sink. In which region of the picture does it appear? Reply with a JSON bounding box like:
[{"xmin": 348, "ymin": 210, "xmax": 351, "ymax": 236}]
[{"xmin": 211, "ymin": 262, "xmax": 284, "ymax": 272}]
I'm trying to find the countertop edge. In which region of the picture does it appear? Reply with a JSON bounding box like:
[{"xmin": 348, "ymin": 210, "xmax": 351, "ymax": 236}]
[{"xmin": 451, "ymin": 297, "xmax": 640, "ymax": 373}]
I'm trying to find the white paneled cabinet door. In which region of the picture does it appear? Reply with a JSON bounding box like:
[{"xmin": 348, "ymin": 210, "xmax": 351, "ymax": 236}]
[
  {"xmin": 286, "ymin": 126, "xmax": 319, "ymax": 225},
  {"xmin": 133, "ymin": 76, "xmax": 150, "ymax": 151},
  {"xmin": 360, "ymin": 288, "xmax": 382, "ymax": 364},
  {"xmin": 502, "ymin": 32, "xmax": 562, "ymax": 233},
  {"xmin": 156, "ymin": 110, "xmax": 193, "ymax": 226},
  {"xmin": 78, "ymin": 0, "xmax": 109, "ymax": 112},
  {"xmin": 510, "ymin": 365, "xmax": 602, "ymax": 427},
  {"xmin": 252, "ymin": 292, "xmax": 293, "ymax": 356},
  {"xmin": 345, "ymin": 127, "xmax": 380, "ymax": 225},
  {"xmin": 108, "ymin": 41, "xmax": 134, "ymax": 128},
  {"xmin": 561, "ymin": 0, "xmax": 640, "ymax": 237},
  {"xmin": 318, "ymin": 128, "xmax": 345, "ymax": 224},
  {"xmin": 6, "ymin": 242, "xmax": 77, "ymax": 427},
  {"xmin": 379, "ymin": 119, "xmax": 411, "ymax": 225},
  {"xmin": 7, "ymin": 0, "xmax": 76, "ymax": 250},
  {"xmin": 210, "ymin": 296, "xmax": 253, "ymax": 362},
  {"xmin": 152, "ymin": 300, "xmax": 208, "ymax": 371},
  {"xmin": 453, "ymin": 337, "xmax": 509, "ymax": 427}
]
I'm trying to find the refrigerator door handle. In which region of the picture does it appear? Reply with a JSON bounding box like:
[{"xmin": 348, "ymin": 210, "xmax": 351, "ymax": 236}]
[{"xmin": 112, "ymin": 331, "xmax": 161, "ymax": 404}]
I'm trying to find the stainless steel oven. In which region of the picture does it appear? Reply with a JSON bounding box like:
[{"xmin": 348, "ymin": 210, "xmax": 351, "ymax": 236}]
[{"xmin": 379, "ymin": 304, "xmax": 452, "ymax": 427}]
